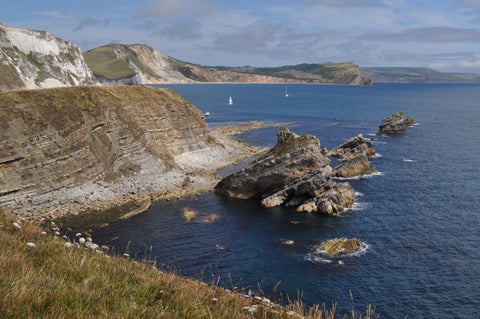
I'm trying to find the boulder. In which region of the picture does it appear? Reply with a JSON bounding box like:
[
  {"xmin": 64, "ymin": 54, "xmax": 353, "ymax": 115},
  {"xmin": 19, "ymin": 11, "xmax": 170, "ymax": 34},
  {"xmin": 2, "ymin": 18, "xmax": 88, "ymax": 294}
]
[
  {"xmin": 214, "ymin": 127, "xmax": 355, "ymax": 215},
  {"xmin": 315, "ymin": 237, "xmax": 366, "ymax": 257},
  {"xmin": 377, "ymin": 111, "xmax": 415, "ymax": 134}
]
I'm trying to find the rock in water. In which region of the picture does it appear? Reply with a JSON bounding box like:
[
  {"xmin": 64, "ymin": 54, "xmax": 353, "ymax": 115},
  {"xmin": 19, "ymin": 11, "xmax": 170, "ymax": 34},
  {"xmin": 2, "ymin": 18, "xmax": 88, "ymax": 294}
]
[
  {"xmin": 377, "ymin": 111, "xmax": 415, "ymax": 134},
  {"xmin": 316, "ymin": 237, "xmax": 366, "ymax": 257},
  {"xmin": 332, "ymin": 154, "xmax": 377, "ymax": 178},
  {"xmin": 214, "ymin": 127, "xmax": 355, "ymax": 215},
  {"xmin": 327, "ymin": 134, "xmax": 377, "ymax": 178},
  {"xmin": 327, "ymin": 134, "xmax": 375, "ymax": 160}
]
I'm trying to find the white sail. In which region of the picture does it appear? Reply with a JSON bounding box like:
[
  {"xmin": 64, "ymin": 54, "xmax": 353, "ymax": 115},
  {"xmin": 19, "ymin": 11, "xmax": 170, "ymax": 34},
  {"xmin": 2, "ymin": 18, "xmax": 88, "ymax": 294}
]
[
  {"xmin": 229, "ymin": 96, "xmax": 233, "ymax": 105},
  {"xmin": 285, "ymin": 88, "xmax": 289, "ymax": 97}
]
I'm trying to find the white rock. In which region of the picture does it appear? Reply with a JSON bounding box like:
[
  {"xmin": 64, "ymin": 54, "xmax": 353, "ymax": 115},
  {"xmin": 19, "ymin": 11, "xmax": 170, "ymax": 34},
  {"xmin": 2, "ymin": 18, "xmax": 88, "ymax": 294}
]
[
  {"xmin": 26, "ymin": 242, "xmax": 36, "ymax": 247},
  {"xmin": 79, "ymin": 237, "xmax": 86, "ymax": 244},
  {"xmin": 40, "ymin": 231, "xmax": 47, "ymax": 235},
  {"xmin": 64, "ymin": 242, "xmax": 73, "ymax": 248},
  {"xmin": 13, "ymin": 222, "xmax": 21, "ymax": 229}
]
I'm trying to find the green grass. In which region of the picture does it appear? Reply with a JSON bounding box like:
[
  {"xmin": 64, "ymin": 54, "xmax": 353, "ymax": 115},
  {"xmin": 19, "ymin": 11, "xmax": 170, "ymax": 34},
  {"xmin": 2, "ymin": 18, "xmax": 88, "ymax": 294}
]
[
  {"xmin": 0, "ymin": 208, "xmax": 380, "ymax": 318},
  {"xmin": 84, "ymin": 46, "xmax": 136, "ymax": 80}
]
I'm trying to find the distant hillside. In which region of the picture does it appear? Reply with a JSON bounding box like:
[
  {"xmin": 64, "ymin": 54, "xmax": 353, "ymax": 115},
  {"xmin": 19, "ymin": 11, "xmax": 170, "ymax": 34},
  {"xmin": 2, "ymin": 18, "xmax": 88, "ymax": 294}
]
[
  {"xmin": 84, "ymin": 44, "xmax": 373, "ymax": 85},
  {"xmin": 361, "ymin": 67, "xmax": 480, "ymax": 83},
  {"xmin": 0, "ymin": 23, "xmax": 98, "ymax": 90},
  {"xmin": 83, "ymin": 44, "xmax": 194, "ymax": 85}
]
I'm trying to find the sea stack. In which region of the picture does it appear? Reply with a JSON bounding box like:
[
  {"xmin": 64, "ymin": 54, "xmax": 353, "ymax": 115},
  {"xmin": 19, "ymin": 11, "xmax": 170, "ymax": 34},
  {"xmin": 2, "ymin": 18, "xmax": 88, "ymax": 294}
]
[
  {"xmin": 377, "ymin": 111, "xmax": 415, "ymax": 134},
  {"xmin": 214, "ymin": 127, "xmax": 355, "ymax": 215}
]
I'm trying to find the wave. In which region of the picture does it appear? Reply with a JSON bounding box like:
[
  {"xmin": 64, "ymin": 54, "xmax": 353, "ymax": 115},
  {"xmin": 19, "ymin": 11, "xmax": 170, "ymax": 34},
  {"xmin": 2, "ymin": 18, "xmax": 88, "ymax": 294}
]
[
  {"xmin": 355, "ymin": 191, "xmax": 364, "ymax": 197},
  {"xmin": 372, "ymin": 152, "xmax": 382, "ymax": 158},
  {"xmin": 332, "ymin": 171, "xmax": 384, "ymax": 181},
  {"xmin": 344, "ymin": 201, "xmax": 368, "ymax": 212},
  {"xmin": 305, "ymin": 243, "xmax": 370, "ymax": 264},
  {"xmin": 402, "ymin": 158, "xmax": 417, "ymax": 163}
]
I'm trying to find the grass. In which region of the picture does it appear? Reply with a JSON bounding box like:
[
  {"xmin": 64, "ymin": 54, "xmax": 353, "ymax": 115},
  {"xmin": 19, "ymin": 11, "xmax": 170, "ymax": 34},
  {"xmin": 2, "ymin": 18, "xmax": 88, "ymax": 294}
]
[
  {"xmin": 83, "ymin": 46, "xmax": 136, "ymax": 80},
  {"xmin": 0, "ymin": 208, "xmax": 379, "ymax": 318}
]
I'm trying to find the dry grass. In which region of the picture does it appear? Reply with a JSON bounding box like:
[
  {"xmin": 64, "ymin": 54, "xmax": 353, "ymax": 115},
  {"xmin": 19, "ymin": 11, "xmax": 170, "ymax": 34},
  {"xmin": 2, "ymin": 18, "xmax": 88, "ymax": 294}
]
[{"xmin": 0, "ymin": 209, "xmax": 378, "ymax": 318}]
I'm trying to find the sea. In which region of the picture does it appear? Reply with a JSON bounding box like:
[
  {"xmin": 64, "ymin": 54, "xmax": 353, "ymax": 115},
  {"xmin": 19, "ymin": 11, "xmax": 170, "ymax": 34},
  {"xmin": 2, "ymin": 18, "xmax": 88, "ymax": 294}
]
[{"xmin": 87, "ymin": 83, "xmax": 480, "ymax": 318}]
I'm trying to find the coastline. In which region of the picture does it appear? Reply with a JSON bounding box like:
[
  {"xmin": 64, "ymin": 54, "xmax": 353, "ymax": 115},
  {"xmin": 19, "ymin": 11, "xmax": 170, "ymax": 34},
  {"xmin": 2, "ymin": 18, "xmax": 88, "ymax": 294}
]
[{"xmin": 5, "ymin": 122, "xmax": 269, "ymax": 224}]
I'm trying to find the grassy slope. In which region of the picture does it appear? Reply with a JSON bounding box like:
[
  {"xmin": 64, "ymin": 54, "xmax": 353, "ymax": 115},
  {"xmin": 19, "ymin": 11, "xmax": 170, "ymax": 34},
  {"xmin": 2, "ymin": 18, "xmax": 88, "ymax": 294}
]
[
  {"xmin": 83, "ymin": 46, "xmax": 136, "ymax": 80},
  {"xmin": 0, "ymin": 209, "xmax": 378, "ymax": 318}
]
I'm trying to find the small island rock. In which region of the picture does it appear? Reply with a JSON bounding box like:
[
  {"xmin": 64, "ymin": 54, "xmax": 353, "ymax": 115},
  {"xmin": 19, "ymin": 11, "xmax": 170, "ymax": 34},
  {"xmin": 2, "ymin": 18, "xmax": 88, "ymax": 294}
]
[
  {"xmin": 316, "ymin": 237, "xmax": 366, "ymax": 257},
  {"xmin": 377, "ymin": 111, "xmax": 415, "ymax": 134}
]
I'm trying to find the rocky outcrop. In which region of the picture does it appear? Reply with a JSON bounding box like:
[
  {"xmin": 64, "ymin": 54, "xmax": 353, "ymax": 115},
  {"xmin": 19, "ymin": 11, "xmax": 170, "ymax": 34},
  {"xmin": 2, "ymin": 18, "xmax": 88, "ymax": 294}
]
[
  {"xmin": 332, "ymin": 154, "xmax": 377, "ymax": 178},
  {"xmin": 0, "ymin": 23, "xmax": 98, "ymax": 90},
  {"xmin": 328, "ymin": 134, "xmax": 377, "ymax": 178},
  {"xmin": 84, "ymin": 44, "xmax": 195, "ymax": 85},
  {"xmin": 377, "ymin": 111, "xmax": 415, "ymax": 134},
  {"xmin": 327, "ymin": 134, "xmax": 375, "ymax": 160},
  {"xmin": 214, "ymin": 127, "xmax": 355, "ymax": 215},
  {"xmin": 0, "ymin": 86, "xmax": 256, "ymax": 220},
  {"xmin": 315, "ymin": 237, "xmax": 366, "ymax": 257}
]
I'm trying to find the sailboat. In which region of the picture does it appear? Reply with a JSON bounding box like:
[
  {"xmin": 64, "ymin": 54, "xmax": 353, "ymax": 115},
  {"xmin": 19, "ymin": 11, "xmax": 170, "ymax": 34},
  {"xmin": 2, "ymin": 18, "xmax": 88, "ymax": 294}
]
[
  {"xmin": 285, "ymin": 88, "xmax": 289, "ymax": 97},
  {"xmin": 228, "ymin": 96, "xmax": 233, "ymax": 105}
]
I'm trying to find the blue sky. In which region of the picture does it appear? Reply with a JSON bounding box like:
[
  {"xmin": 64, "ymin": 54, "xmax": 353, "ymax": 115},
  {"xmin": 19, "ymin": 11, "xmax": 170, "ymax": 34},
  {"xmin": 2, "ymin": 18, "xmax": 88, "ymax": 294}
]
[{"xmin": 2, "ymin": 0, "xmax": 480, "ymax": 73}]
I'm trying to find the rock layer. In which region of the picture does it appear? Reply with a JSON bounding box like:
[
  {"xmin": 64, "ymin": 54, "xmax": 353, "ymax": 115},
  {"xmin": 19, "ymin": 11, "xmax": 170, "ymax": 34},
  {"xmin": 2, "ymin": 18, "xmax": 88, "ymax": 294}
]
[
  {"xmin": 327, "ymin": 134, "xmax": 377, "ymax": 178},
  {"xmin": 377, "ymin": 111, "xmax": 415, "ymax": 134},
  {"xmin": 0, "ymin": 86, "xmax": 254, "ymax": 220},
  {"xmin": 214, "ymin": 127, "xmax": 355, "ymax": 215}
]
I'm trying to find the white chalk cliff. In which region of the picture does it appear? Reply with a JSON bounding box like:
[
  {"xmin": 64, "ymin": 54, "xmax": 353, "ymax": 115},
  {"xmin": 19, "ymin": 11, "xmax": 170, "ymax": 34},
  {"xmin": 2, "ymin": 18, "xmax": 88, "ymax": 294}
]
[{"xmin": 0, "ymin": 23, "xmax": 98, "ymax": 90}]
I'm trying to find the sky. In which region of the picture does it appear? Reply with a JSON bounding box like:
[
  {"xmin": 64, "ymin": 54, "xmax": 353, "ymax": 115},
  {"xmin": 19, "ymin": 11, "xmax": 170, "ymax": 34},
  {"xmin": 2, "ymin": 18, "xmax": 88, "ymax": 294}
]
[{"xmin": 2, "ymin": 0, "xmax": 480, "ymax": 73}]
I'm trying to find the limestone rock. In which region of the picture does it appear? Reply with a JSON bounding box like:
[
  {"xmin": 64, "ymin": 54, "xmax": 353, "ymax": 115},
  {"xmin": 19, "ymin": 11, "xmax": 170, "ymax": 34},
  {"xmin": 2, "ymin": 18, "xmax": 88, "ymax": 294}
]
[
  {"xmin": 332, "ymin": 154, "xmax": 378, "ymax": 178},
  {"xmin": 328, "ymin": 134, "xmax": 377, "ymax": 178},
  {"xmin": 315, "ymin": 237, "xmax": 366, "ymax": 257},
  {"xmin": 0, "ymin": 86, "xmax": 217, "ymax": 218},
  {"xmin": 214, "ymin": 127, "xmax": 355, "ymax": 215},
  {"xmin": 0, "ymin": 23, "xmax": 98, "ymax": 90},
  {"xmin": 327, "ymin": 134, "xmax": 375, "ymax": 160},
  {"xmin": 377, "ymin": 111, "xmax": 415, "ymax": 134}
]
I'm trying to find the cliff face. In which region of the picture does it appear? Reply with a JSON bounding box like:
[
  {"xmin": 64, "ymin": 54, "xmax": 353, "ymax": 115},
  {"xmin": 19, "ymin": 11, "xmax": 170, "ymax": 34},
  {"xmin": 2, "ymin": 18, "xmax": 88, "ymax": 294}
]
[
  {"xmin": 0, "ymin": 24, "xmax": 98, "ymax": 90},
  {"xmin": 84, "ymin": 44, "xmax": 195, "ymax": 85},
  {"xmin": 0, "ymin": 86, "xmax": 218, "ymax": 219}
]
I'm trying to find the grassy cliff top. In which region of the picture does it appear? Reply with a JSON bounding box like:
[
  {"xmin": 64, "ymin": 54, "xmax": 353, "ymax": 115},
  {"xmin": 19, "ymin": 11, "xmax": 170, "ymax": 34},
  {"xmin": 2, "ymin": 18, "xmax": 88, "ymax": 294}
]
[{"xmin": 0, "ymin": 209, "xmax": 378, "ymax": 318}]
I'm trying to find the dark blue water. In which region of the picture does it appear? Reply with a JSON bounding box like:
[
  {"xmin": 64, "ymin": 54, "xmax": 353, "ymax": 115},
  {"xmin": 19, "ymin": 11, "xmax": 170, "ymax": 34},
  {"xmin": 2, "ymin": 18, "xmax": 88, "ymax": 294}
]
[{"xmin": 90, "ymin": 83, "xmax": 480, "ymax": 318}]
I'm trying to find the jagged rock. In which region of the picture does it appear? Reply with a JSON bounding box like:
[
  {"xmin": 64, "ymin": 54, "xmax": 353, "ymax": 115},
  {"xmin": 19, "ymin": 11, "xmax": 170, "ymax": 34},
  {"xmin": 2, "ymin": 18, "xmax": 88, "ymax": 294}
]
[
  {"xmin": 377, "ymin": 111, "xmax": 415, "ymax": 134},
  {"xmin": 315, "ymin": 237, "xmax": 366, "ymax": 257},
  {"xmin": 214, "ymin": 127, "xmax": 355, "ymax": 215},
  {"xmin": 327, "ymin": 134, "xmax": 375, "ymax": 160},
  {"xmin": 328, "ymin": 134, "xmax": 377, "ymax": 178},
  {"xmin": 0, "ymin": 23, "xmax": 98, "ymax": 90},
  {"xmin": 332, "ymin": 154, "xmax": 377, "ymax": 178}
]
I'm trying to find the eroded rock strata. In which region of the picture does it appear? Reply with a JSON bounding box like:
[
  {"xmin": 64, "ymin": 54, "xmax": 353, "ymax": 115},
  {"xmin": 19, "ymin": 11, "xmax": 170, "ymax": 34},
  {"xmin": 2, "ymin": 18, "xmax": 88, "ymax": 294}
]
[
  {"xmin": 214, "ymin": 127, "xmax": 355, "ymax": 215},
  {"xmin": 327, "ymin": 134, "xmax": 377, "ymax": 178},
  {"xmin": 0, "ymin": 86, "xmax": 258, "ymax": 220},
  {"xmin": 377, "ymin": 111, "xmax": 415, "ymax": 134}
]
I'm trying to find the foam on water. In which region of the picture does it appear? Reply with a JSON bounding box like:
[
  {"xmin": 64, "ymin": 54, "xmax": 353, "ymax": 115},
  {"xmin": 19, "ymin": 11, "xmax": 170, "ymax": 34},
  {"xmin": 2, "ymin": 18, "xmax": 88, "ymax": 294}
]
[
  {"xmin": 332, "ymin": 171, "xmax": 384, "ymax": 181},
  {"xmin": 402, "ymin": 158, "xmax": 416, "ymax": 163}
]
